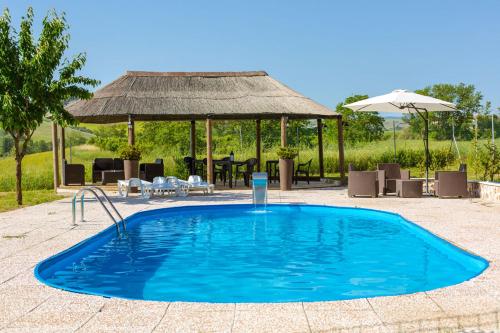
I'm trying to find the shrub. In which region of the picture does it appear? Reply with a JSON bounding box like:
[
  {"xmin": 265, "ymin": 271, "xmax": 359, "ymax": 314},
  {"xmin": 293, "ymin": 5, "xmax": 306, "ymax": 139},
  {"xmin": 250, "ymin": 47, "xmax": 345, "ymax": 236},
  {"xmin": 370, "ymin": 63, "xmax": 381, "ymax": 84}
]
[
  {"xmin": 119, "ymin": 145, "xmax": 141, "ymax": 160},
  {"xmin": 470, "ymin": 142, "xmax": 499, "ymax": 181},
  {"xmin": 276, "ymin": 147, "xmax": 298, "ymax": 160}
]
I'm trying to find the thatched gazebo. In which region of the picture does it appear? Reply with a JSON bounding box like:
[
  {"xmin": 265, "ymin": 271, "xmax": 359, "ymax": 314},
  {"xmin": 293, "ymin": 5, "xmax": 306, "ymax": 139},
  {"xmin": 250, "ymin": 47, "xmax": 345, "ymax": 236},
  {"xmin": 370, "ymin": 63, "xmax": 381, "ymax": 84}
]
[{"xmin": 56, "ymin": 71, "xmax": 344, "ymax": 185}]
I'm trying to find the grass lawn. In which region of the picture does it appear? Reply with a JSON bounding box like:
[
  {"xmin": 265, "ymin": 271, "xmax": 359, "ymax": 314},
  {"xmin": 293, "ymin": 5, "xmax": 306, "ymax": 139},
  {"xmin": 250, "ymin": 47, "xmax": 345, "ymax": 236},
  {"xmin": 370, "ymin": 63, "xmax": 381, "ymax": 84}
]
[{"xmin": 0, "ymin": 190, "xmax": 64, "ymax": 213}]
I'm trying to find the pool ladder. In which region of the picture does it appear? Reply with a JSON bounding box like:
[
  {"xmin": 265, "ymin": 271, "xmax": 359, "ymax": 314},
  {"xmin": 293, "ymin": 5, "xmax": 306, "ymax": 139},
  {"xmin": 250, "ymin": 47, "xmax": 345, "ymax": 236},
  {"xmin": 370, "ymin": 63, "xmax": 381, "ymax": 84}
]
[{"xmin": 72, "ymin": 186, "xmax": 126, "ymax": 236}]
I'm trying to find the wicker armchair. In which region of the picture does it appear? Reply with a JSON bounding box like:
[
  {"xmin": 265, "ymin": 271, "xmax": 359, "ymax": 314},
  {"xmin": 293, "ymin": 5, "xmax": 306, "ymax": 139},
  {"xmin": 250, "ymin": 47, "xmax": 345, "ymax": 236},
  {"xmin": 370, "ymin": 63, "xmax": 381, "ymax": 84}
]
[
  {"xmin": 434, "ymin": 164, "xmax": 468, "ymax": 198},
  {"xmin": 347, "ymin": 164, "xmax": 378, "ymax": 197},
  {"xmin": 139, "ymin": 159, "xmax": 164, "ymax": 182},
  {"xmin": 62, "ymin": 160, "xmax": 85, "ymax": 186}
]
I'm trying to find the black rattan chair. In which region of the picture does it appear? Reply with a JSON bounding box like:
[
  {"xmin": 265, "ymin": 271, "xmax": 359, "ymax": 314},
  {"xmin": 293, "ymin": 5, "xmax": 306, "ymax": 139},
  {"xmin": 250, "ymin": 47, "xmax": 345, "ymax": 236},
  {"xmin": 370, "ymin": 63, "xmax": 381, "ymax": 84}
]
[
  {"xmin": 235, "ymin": 158, "xmax": 258, "ymax": 187},
  {"xmin": 295, "ymin": 159, "xmax": 312, "ymax": 184}
]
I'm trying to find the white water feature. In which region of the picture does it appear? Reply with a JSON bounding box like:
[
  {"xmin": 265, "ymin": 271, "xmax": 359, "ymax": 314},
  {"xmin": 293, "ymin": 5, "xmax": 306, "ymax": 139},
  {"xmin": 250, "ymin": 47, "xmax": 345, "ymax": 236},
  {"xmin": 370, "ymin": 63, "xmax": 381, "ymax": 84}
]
[{"xmin": 251, "ymin": 172, "xmax": 268, "ymax": 210}]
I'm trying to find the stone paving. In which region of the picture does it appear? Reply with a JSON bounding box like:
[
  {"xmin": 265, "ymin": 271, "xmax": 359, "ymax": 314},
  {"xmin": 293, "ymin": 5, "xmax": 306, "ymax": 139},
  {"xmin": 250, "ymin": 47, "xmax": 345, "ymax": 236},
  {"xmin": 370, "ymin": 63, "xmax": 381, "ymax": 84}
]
[{"xmin": 0, "ymin": 187, "xmax": 499, "ymax": 332}]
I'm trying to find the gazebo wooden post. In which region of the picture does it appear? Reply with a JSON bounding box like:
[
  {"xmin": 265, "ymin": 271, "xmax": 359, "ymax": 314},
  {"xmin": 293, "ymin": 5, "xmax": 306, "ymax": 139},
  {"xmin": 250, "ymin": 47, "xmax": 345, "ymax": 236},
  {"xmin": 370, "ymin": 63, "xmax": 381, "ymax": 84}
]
[
  {"xmin": 51, "ymin": 122, "xmax": 60, "ymax": 190},
  {"xmin": 60, "ymin": 126, "xmax": 66, "ymax": 162},
  {"xmin": 206, "ymin": 118, "xmax": 213, "ymax": 184},
  {"xmin": 60, "ymin": 126, "xmax": 66, "ymax": 184},
  {"xmin": 128, "ymin": 114, "xmax": 135, "ymax": 145},
  {"xmin": 256, "ymin": 119, "xmax": 261, "ymax": 171},
  {"xmin": 317, "ymin": 119, "xmax": 324, "ymax": 178},
  {"xmin": 337, "ymin": 116, "xmax": 345, "ymax": 182},
  {"xmin": 190, "ymin": 120, "xmax": 196, "ymax": 159},
  {"xmin": 280, "ymin": 116, "xmax": 288, "ymax": 147}
]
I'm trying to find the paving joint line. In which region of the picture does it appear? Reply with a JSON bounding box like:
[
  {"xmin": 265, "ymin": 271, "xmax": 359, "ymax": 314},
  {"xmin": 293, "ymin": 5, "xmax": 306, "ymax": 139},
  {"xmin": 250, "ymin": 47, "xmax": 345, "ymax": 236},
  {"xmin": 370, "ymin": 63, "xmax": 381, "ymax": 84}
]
[
  {"xmin": 366, "ymin": 298, "xmax": 390, "ymax": 331},
  {"xmin": 230, "ymin": 303, "xmax": 236, "ymax": 333},
  {"xmin": 301, "ymin": 302, "xmax": 312, "ymax": 333},
  {"xmin": 75, "ymin": 303, "xmax": 106, "ymax": 332},
  {"xmin": 1, "ymin": 295, "xmax": 51, "ymax": 330},
  {"xmin": 151, "ymin": 302, "xmax": 171, "ymax": 332}
]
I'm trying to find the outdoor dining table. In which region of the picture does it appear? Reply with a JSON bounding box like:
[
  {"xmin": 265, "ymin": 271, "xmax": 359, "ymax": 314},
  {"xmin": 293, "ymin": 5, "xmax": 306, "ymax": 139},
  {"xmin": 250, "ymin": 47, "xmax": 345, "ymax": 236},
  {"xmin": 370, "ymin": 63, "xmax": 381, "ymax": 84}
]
[{"xmin": 212, "ymin": 159, "xmax": 246, "ymax": 188}]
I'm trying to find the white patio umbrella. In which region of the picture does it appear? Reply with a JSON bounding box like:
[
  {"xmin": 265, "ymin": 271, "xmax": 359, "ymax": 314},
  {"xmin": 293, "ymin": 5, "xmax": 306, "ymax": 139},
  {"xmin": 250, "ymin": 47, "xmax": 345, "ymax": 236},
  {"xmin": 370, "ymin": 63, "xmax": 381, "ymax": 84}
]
[{"xmin": 344, "ymin": 89, "xmax": 458, "ymax": 193}]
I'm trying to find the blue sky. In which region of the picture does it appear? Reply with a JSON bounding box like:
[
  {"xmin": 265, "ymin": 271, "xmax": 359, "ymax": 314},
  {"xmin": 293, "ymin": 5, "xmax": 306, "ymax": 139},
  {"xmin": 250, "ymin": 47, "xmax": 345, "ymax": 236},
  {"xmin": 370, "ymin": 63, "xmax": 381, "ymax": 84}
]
[{"xmin": 2, "ymin": 0, "xmax": 500, "ymax": 112}]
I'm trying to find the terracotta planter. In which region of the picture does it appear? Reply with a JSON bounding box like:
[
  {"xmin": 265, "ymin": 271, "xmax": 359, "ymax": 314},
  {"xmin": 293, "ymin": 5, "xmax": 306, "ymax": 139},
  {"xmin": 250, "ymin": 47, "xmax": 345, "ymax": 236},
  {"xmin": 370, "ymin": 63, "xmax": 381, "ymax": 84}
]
[
  {"xmin": 279, "ymin": 159, "xmax": 294, "ymax": 191},
  {"xmin": 124, "ymin": 159, "xmax": 139, "ymax": 180}
]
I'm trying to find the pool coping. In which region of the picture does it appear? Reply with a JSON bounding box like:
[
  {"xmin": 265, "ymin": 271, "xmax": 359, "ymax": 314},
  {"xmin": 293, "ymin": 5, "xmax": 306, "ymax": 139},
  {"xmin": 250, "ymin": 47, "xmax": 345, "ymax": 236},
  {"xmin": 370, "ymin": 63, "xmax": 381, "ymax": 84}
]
[{"xmin": 1, "ymin": 188, "xmax": 499, "ymax": 332}]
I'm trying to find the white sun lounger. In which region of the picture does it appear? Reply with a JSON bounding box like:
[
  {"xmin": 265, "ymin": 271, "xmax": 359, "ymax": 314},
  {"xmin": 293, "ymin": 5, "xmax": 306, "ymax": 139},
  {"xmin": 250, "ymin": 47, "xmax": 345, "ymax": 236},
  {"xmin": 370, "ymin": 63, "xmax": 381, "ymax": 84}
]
[
  {"xmin": 184, "ymin": 175, "xmax": 213, "ymax": 195},
  {"xmin": 150, "ymin": 177, "xmax": 178, "ymax": 197},
  {"xmin": 118, "ymin": 178, "xmax": 152, "ymax": 199}
]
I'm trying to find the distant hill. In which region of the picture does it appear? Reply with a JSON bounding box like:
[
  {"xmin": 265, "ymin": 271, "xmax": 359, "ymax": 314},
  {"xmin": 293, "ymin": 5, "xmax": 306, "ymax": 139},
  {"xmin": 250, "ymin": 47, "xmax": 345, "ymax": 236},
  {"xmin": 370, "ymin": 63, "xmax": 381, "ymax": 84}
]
[
  {"xmin": 30, "ymin": 120, "xmax": 94, "ymax": 141},
  {"xmin": 0, "ymin": 120, "xmax": 94, "ymax": 156},
  {"xmin": 383, "ymin": 116, "xmax": 408, "ymax": 130}
]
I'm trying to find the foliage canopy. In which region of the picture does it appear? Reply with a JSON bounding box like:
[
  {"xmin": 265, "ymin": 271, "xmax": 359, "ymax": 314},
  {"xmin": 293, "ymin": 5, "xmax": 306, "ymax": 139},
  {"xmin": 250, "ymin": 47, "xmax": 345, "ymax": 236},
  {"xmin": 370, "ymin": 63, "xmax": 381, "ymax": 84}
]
[{"xmin": 0, "ymin": 7, "xmax": 99, "ymax": 204}]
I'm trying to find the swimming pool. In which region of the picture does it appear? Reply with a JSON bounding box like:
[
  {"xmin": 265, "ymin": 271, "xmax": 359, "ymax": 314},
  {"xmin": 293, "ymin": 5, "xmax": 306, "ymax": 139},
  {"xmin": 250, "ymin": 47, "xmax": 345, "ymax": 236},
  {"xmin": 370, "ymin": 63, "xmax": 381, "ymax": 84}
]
[{"xmin": 35, "ymin": 204, "xmax": 488, "ymax": 303}]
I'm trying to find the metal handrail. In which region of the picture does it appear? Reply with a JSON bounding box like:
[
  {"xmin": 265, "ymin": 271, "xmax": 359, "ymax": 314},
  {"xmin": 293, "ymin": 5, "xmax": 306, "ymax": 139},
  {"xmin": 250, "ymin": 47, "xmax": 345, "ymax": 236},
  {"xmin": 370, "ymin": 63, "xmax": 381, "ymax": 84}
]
[
  {"xmin": 88, "ymin": 186, "xmax": 126, "ymax": 231},
  {"xmin": 72, "ymin": 186, "xmax": 125, "ymax": 235}
]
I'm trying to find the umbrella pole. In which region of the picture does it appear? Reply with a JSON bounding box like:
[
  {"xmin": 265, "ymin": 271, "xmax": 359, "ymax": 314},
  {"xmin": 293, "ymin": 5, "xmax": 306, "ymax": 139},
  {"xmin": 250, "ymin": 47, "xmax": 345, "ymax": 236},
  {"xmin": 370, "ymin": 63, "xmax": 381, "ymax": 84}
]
[
  {"xmin": 415, "ymin": 108, "xmax": 430, "ymax": 194},
  {"xmin": 393, "ymin": 120, "xmax": 397, "ymax": 162},
  {"xmin": 424, "ymin": 110, "xmax": 429, "ymax": 193}
]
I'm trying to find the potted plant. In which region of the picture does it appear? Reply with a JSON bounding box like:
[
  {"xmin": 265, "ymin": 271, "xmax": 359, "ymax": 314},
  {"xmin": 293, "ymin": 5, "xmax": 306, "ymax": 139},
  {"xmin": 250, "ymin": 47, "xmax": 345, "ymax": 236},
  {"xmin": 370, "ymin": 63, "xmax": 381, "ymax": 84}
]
[
  {"xmin": 120, "ymin": 145, "xmax": 141, "ymax": 180},
  {"xmin": 277, "ymin": 147, "xmax": 298, "ymax": 191}
]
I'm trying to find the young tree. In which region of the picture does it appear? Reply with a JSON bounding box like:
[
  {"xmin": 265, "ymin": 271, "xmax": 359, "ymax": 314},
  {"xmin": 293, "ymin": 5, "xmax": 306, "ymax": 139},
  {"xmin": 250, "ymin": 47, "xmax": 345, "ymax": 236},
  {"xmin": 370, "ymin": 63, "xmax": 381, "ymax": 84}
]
[
  {"xmin": 329, "ymin": 95, "xmax": 385, "ymax": 145},
  {"xmin": 0, "ymin": 7, "xmax": 99, "ymax": 205}
]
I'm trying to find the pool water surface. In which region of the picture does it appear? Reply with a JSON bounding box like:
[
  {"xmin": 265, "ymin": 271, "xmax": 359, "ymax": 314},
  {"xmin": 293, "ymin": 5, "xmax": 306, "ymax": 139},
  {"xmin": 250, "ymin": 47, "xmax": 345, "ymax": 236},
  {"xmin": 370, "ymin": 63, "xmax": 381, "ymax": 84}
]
[{"xmin": 35, "ymin": 204, "xmax": 488, "ymax": 303}]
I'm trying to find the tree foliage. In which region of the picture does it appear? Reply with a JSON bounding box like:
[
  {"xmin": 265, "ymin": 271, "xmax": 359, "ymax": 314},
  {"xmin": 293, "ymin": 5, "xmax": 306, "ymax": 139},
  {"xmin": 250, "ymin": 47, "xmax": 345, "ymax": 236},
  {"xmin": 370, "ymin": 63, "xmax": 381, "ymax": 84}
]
[
  {"xmin": 403, "ymin": 83, "xmax": 483, "ymax": 140},
  {"xmin": 331, "ymin": 95, "xmax": 385, "ymax": 145},
  {"xmin": 0, "ymin": 7, "xmax": 99, "ymax": 204}
]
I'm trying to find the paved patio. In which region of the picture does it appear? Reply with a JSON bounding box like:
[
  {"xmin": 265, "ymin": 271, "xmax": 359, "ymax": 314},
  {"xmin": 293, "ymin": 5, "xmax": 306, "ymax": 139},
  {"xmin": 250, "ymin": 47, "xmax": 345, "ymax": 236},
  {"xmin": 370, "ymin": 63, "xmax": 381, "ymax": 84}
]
[{"xmin": 0, "ymin": 188, "xmax": 499, "ymax": 332}]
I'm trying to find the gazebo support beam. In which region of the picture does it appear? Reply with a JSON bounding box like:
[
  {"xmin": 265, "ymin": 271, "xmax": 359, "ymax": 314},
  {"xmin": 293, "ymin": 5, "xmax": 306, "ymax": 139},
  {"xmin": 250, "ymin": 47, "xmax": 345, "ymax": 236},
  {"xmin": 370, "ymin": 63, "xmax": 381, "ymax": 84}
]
[
  {"xmin": 190, "ymin": 120, "xmax": 196, "ymax": 159},
  {"xmin": 60, "ymin": 126, "xmax": 66, "ymax": 162},
  {"xmin": 51, "ymin": 122, "xmax": 60, "ymax": 190},
  {"xmin": 280, "ymin": 116, "xmax": 287, "ymax": 147},
  {"xmin": 337, "ymin": 116, "xmax": 345, "ymax": 182},
  {"xmin": 317, "ymin": 119, "xmax": 324, "ymax": 178},
  {"xmin": 256, "ymin": 119, "xmax": 261, "ymax": 172},
  {"xmin": 206, "ymin": 119, "xmax": 213, "ymax": 184},
  {"xmin": 128, "ymin": 114, "xmax": 135, "ymax": 145}
]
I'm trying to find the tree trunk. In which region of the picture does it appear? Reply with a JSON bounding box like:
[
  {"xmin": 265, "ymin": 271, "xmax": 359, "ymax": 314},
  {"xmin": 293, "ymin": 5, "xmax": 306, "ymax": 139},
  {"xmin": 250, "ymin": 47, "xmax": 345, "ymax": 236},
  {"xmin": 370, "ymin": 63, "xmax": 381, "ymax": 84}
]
[{"xmin": 15, "ymin": 155, "xmax": 23, "ymax": 206}]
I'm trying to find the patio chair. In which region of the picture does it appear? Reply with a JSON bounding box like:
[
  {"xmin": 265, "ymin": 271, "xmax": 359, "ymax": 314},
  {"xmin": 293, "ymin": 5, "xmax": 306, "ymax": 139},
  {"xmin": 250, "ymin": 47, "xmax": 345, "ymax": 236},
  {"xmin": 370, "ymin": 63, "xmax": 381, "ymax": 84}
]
[
  {"xmin": 235, "ymin": 158, "xmax": 258, "ymax": 187},
  {"xmin": 184, "ymin": 157, "xmax": 195, "ymax": 176},
  {"xmin": 377, "ymin": 163, "xmax": 410, "ymax": 195},
  {"xmin": 434, "ymin": 164, "xmax": 468, "ymax": 198},
  {"xmin": 214, "ymin": 157, "xmax": 230, "ymax": 186},
  {"xmin": 295, "ymin": 159, "xmax": 312, "ymax": 184},
  {"xmin": 140, "ymin": 159, "xmax": 164, "ymax": 182},
  {"xmin": 186, "ymin": 175, "xmax": 212, "ymax": 195},
  {"xmin": 62, "ymin": 159, "xmax": 85, "ymax": 186},
  {"xmin": 347, "ymin": 164, "xmax": 378, "ymax": 197}
]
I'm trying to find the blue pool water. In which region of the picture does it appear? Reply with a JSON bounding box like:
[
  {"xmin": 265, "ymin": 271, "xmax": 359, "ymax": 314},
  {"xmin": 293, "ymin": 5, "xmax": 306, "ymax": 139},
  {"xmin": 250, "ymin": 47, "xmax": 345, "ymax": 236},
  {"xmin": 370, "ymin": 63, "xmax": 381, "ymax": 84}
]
[{"xmin": 35, "ymin": 204, "xmax": 488, "ymax": 303}]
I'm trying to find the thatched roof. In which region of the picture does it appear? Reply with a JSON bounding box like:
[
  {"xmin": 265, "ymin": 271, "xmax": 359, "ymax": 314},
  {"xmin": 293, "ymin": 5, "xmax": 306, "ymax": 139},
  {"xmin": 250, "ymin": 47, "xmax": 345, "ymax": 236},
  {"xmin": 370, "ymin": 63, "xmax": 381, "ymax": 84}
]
[{"xmin": 66, "ymin": 71, "xmax": 339, "ymax": 123}]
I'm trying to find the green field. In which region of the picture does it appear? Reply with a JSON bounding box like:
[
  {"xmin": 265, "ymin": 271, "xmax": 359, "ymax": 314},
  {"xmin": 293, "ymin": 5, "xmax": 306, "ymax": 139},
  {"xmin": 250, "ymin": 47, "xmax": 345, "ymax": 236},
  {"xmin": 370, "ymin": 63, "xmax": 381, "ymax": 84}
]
[{"xmin": 0, "ymin": 136, "xmax": 497, "ymax": 192}]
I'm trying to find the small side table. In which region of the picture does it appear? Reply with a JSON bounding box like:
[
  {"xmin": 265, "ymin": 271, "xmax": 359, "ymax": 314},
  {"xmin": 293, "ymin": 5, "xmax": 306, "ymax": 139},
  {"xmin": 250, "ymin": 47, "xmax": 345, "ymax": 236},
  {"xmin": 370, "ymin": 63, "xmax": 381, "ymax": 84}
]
[{"xmin": 396, "ymin": 179, "xmax": 423, "ymax": 198}]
